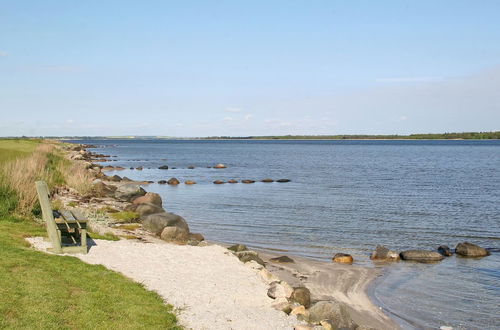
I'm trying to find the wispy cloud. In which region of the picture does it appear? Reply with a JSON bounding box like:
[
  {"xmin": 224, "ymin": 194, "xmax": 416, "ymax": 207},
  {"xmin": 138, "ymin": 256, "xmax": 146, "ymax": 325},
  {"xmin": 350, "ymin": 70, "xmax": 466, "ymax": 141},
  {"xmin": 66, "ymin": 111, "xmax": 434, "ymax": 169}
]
[
  {"xmin": 222, "ymin": 116, "xmax": 234, "ymax": 122},
  {"xmin": 225, "ymin": 107, "xmax": 241, "ymax": 113},
  {"xmin": 376, "ymin": 76, "xmax": 443, "ymax": 83}
]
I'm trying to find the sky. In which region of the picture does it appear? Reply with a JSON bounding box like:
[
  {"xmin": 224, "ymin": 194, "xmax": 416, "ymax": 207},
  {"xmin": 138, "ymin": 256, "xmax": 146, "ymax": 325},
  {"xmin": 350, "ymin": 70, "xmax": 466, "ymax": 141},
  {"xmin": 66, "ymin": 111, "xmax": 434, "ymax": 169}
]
[{"xmin": 1, "ymin": 0, "xmax": 499, "ymax": 137}]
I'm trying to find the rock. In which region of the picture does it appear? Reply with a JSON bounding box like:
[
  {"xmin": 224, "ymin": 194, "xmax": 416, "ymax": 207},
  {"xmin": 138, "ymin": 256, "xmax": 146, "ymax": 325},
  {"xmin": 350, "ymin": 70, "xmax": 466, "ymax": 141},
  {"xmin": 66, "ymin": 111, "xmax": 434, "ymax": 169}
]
[
  {"xmin": 309, "ymin": 301, "xmax": 354, "ymax": 329},
  {"xmin": 158, "ymin": 180, "xmax": 167, "ymax": 184},
  {"xmin": 114, "ymin": 184, "xmax": 146, "ymax": 201},
  {"xmin": 187, "ymin": 166, "xmax": 195, "ymax": 169},
  {"xmin": 130, "ymin": 167, "xmax": 134, "ymax": 170},
  {"xmin": 438, "ymin": 245, "xmax": 453, "ymax": 257},
  {"xmin": 214, "ymin": 163, "xmax": 227, "ymax": 169},
  {"xmin": 455, "ymin": 242, "xmax": 490, "ymax": 257},
  {"xmin": 291, "ymin": 305, "xmax": 310, "ymax": 321},
  {"xmin": 271, "ymin": 297, "xmax": 291, "ymax": 313},
  {"xmin": 133, "ymin": 192, "xmax": 162, "ymax": 207},
  {"xmin": 158, "ymin": 165, "xmax": 169, "ymax": 170},
  {"xmin": 227, "ymin": 179, "xmax": 238, "ymax": 183},
  {"xmin": 108, "ymin": 174, "xmax": 122, "ymax": 182},
  {"xmin": 121, "ymin": 176, "xmax": 133, "ymax": 182},
  {"xmin": 261, "ymin": 178, "xmax": 274, "ymax": 183},
  {"xmin": 400, "ymin": 250, "xmax": 444, "ymax": 262},
  {"xmin": 167, "ymin": 178, "xmax": 180, "ymax": 185},
  {"xmin": 114, "ymin": 166, "xmax": 125, "ymax": 170},
  {"xmin": 268, "ymin": 281, "xmax": 293, "ymax": 299},
  {"xmin": 332, "ymin": 253, "xmax": 353, "ymax": 264},
  {"xmin": 184, "ymin": 180, "xmax": 196, "ymax": 185},
  {"xmin": 136, "ymin": 166, "xmax": 143, "ymax": 170},
  {"xmin": 160, "ymin": 226, "xmax": 189, "ymax": 243},
  {"xmin": 259, "ymin": 268, "xmax": 279, "ymax": 283},
  {"xmin": 276, "ymin": 179, "xmax": 291, "ymax": 183},
  {"xmin": 91, "ymin": 180, "xmax": 116, "ymax": 197},
  {"xmin": 213, "ymin": 180, "xmax": 225, "ymax": 184},
  {"xmin": 370, "ymin": 245, "xmax": 400, "ymax": 261},
  {"xmin": 319, "ymin": 320, "xmax": 334, "ymax": 330},
  {"xmin": 269, "ymin": 255, "xmax": 295, "ymax": 263},
  {"xmin": 135, "ymin": 203, "xmax": 166, "ymax": 218},
  {"xmin": 187, "ymin": 233, "xmax": 205, "ymax": 245},
  {"xmin": 228, "ymin": 244, "xmax": 247, "ymax": 252},
  {"xmin": 142, "ymin": 212, "xmax": 189, "ymax": 235},
  {"xmin": 241, "ymin": 180, "xmax": 255, "ymax": 184},
  {"xmin": 235, "ymin": 251, "xmax": 265, "ymax": 266},
  {"xmin": 291, "ymin": 287, "xmax": 311, "ymax": 308}
]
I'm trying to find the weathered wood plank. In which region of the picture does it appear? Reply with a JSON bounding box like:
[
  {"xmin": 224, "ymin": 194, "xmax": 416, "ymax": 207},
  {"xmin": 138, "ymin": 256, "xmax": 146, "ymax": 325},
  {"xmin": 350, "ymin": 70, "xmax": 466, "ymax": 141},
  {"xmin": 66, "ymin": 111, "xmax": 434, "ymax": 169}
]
[{"xmin": 35, "ymin": 181, "xmax": 62, "ymax": 253}]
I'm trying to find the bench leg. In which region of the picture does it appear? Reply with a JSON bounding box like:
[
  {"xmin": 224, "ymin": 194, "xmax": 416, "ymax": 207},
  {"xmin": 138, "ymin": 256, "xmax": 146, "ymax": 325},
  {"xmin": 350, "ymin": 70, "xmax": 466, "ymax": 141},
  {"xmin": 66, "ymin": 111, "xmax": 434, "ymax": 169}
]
[{"xmin": 80, "ymin": 229, "xmax": 87, "ymax": 252}]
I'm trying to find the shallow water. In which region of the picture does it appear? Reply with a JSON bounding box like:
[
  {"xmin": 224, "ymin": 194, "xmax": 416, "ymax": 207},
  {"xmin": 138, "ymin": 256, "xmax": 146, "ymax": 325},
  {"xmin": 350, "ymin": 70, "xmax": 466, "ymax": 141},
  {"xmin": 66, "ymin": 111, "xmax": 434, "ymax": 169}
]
[{"xmin": 72, "ymin": 139, "xmax": 500, "ymax": 329}]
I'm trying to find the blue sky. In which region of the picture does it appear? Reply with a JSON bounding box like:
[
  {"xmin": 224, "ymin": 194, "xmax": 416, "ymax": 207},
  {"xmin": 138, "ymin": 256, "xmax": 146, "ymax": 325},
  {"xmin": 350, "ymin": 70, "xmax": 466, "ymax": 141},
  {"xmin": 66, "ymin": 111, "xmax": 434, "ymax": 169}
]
[{"xmin": 1, "ymin": 1, "xmax": 499, "ymax": 136}]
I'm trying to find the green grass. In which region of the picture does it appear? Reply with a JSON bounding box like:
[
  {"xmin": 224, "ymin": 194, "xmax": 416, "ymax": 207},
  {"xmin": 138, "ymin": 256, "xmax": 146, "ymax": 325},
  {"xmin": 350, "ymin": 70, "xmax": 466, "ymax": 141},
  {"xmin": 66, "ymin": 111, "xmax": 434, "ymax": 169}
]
[
  {"xmin": 0, "ymin": 139, "xmax": 40, "ymax": 163},
  {"xmin": 110, "ymin": 211, "xmax": 140, "ymax": 223},
  {"xmin": 0, "ymin": 139, "xmax": 180, "ymax": 329},
  {"xmin": 0, "ymin": 220, "xmax": 180, "ymax": 329}
]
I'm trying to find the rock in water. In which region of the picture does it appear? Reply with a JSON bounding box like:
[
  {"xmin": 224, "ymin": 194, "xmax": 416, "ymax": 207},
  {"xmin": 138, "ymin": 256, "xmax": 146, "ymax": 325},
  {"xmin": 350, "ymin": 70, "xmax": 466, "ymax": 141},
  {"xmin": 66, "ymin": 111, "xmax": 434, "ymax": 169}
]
[
  {"xmin": 214, "ymin": 163, "xmax": 227, "ymax": 168},
  {"xmin": 291, "ymin": 287, "xmax": 311, "ymax": 308},
  {"xmin": 269, "ymin": 255, "xmax": 295, "ymax": 263},
  {"xmin": 261, "ymin": 178, "xmax": 274, "ymax": 183},
  {"xmin": 455, "ymin": 242, "xmax": 490, "ymax": 257},
  {"xmin": 400, "ymin": 250, "xmax": 444, "ymax": 262},
  {"xmin": 158, "ymin": 165, "xmax": 169, "ymax": 169},
  {"xmin": 370, "ymin": 245, "xmax": 400, "ymax": 261},
  {"xmin": 227, "ymin": 179, "xmax": 238, "ymax": 183},
  {"xmin": 167, "ymin": 178, "xmax": 180, "ymax": 185},
  {"xmin": 213, "ymin": 180, "xmax": 225, "ymax": 184},
  {"xmin": 114, "ymin": 184, "xmax": 146, "ymax": 201},
  {"xmin": 241, "ymin": 180, "xmax": 255, "ymax": 184},
  {"xmin": 332, "ymin": 253, "xmax": 353, "ymax": 264},
  {"xmin": 437, "ymin": 245, "xmax": 453, "ymax": 257},
  {"xmin": 142, "ymin": 212, "xmax": 189, "ymax": 235},
  {"xmin": 108, "ymin": 174, "xmax": 122, "ymax": 182},
  {"xmin": 276, "ymin": 179, "xmax": 291, "ymax": 183},
  {"xmin": 158, "ymin": 180, "xmax": 167, "ymax": 184},
  {"xmin": 184, "ymin": 180, "xmax": 196, "ymax": 185},
  {"xmin": 133, "ymin": 192, "xmax": 162, "ymax": 207}
]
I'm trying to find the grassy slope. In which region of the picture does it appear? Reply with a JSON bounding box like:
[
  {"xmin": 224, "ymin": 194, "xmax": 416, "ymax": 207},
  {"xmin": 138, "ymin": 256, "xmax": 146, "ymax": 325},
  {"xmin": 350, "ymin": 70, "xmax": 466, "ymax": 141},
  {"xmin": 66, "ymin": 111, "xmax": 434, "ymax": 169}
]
[{"xmin": 0, "ymin": 139, "xmax": 180, "ymax": 329}]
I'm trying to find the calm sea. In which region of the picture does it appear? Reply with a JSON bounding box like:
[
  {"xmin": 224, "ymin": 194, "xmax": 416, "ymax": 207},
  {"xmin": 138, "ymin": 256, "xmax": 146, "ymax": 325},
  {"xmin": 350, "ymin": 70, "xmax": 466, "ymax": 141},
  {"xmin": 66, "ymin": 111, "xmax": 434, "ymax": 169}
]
[{"xmin": 71, "ymin": 139, "xmax": 500, "ymax": 329}]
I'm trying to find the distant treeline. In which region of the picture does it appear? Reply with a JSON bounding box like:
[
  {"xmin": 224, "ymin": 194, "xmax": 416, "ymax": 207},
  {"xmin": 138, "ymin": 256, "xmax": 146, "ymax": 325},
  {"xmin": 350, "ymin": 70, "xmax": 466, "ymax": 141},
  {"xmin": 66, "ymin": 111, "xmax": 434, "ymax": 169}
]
[{"xmin": 204, "ymin": 131, "xmax": 500, "ymax": 140}]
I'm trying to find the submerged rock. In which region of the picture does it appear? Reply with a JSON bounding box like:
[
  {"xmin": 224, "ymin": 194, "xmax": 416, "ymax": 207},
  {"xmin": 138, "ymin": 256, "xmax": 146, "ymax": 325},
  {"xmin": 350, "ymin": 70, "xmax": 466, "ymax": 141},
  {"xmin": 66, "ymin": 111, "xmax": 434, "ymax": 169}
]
[
  {"xmin": 167, "ymin": 178, "xmax": 180, "ymax": 185},
  {"xmin": 437, "ymin": 245, "xmax": 453, "ymax": 257},
  {"xmin": 158, "ymin": 180, "xmax": 167, "ymax": 184},
  {"xmin": 158, "ymin": 165, "xmax": 169, "ymax": 170},
  {"xmin": 276, "ymin": 179, "xmax": 291, "ymax": 183},
  {"xmin": 455, "ymin": 242, "xmax": 490, "ymax": 257},
  {"xmin": 370, "ymin": 245, "xmax": 400, "ymax": 261},
  {"xmin": 400, "ymin": 250, "xmax": 444, "ymax": 262},
  {"xmin": 213, "ymin": 180, "xmax": 225, "ymax": 184},
  {"xmin": 332, "ymin": 253, "xmax": 353, "ymax": 264},
  {"xmin": 269, "ymin": 255, "xmax": 295, "ymax": 263}
]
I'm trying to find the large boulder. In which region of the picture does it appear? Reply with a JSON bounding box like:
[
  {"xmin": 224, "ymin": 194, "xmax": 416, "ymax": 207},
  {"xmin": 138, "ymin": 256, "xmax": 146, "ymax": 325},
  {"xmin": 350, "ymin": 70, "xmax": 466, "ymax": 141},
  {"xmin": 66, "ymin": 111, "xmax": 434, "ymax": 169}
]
[
  {"xmin": 308, "ymin": 301, "xmax": 354, "ymax": 329},
  {"xmin": 370, "ymin": 245, "xmax": 400, "ymax": 261},
  {"xmin": 455, "ymin": 242, "xmax": 490, "ymax": 257},
  {"xmin": 114, "ymin": 184, "xmax": 146, "ymax": 201},
  {"xmin": 133, "ymin": 192, "xmax": 162, "ymax": 207},
  {"xmin": 400, "ymin": 250, "xmax": 444, "ymax": 262},
  {"xmin": 142, "ymin": 212, "xmax": 189, "ymax": 235},
  {"xmin": 135, "ymin": 203, "xmax": 166, "ymax": 218},
  {"xmin": 291, "ymin": 287, "xmax": 311, "ymax": 308}
]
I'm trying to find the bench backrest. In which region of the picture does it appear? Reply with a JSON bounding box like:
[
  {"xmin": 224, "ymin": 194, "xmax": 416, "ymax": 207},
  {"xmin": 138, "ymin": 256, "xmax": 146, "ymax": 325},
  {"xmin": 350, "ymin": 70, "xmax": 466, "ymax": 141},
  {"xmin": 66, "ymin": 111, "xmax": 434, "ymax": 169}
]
[{"xmin": 35, "ymin": 181, "xmax": 62, "ymax": 253}]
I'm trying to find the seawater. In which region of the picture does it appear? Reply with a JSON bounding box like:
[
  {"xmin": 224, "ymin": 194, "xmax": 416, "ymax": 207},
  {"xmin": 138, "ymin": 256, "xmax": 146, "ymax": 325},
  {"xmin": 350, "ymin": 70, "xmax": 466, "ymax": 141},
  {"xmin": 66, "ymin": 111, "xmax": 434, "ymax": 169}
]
[{"xmin": 72, "ymin": 139, "xmax": 500, "ymax": 329}]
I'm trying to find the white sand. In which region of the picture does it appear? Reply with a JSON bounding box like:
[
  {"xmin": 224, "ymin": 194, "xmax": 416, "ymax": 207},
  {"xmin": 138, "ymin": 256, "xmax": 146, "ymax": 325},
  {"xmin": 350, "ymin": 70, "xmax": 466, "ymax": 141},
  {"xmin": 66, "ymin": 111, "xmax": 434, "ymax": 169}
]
[{"xmin": 27, "ymin": 237, "xmax": 299, "ymax": 330}]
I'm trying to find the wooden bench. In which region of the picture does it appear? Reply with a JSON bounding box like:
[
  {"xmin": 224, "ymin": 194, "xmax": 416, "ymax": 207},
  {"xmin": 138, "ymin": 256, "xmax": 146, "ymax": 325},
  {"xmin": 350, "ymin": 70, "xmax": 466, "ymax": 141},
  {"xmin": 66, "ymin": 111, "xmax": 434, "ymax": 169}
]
[{"xmin": 35, "ymin": 181, "xmax": 88, "ymax": 254}]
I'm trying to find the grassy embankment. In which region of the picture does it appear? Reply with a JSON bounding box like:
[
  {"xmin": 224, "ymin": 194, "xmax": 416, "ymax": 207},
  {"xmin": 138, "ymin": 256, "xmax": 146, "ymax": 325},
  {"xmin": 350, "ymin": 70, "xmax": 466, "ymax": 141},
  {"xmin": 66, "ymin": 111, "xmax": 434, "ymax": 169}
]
[{"xmin": 0, "ymin": 139, "xmax": 180, "ymax": 329}]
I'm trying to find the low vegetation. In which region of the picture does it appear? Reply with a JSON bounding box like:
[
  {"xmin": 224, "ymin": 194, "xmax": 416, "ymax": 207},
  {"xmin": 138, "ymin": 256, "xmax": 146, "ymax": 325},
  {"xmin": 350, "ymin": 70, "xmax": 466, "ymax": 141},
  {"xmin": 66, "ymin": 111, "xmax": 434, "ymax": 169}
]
[
  {"xmin": 0, "ymin": 139, "xmax": 180, "ymax": 329},
  {"xmin": 110, "ymin": 211, "xmax": 140, "ymax": 223}
]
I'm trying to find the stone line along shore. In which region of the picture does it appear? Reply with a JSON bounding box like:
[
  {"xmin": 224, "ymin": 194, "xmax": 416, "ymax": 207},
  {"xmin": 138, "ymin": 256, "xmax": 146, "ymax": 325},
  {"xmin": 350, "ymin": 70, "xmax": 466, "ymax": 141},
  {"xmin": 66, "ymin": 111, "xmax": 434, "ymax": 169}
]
[{"xmin": 31, "ymin": 143, "xmax": 491, "ymax": 329}]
